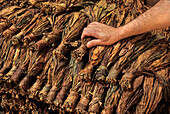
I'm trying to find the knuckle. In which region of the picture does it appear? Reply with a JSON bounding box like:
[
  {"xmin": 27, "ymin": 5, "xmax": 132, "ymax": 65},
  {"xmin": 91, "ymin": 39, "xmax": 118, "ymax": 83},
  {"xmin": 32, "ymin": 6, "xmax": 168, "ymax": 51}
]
[
  {"xmin": 92, "ymin": 22, "xmax": 98, "ymax": 24},
  {"xmin": 83, "ymin": 30, "xmax": 89, "ymax": 35},
  {"xmin": 83, "ymin": 27, "xmax": 89, "ymax": 32}
]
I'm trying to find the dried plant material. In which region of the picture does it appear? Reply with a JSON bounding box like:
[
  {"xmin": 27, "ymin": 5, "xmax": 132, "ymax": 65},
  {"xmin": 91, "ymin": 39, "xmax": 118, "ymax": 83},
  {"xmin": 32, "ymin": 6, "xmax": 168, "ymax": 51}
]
[
  {"xmin": 36, "ymin": 47, "xmax": 60, "ymax": 100},
  {"xmin": 66, "ymin": 1, "xmax": 95, "ymax": 12},
  {"xmin": 0, "ymin": 6, "xmax": 21, "ymax": 23},
  {"xmin": 76, "ymin": 81, "xmax": 94, "ymax": 113},
  {"xmin": 134, "ymin": 77, "xmax": 162, "ymax": 114},
  {"xmin": 2, "ymin": 9, "xmax": 38, "ymax": 39},
  {"xmin": 22, "ymin": 15, "xmax": 51, "ymax": 47},
  {"xmin": 72, "ymin": 0, "xmax": 116, "ymax": 62},
  {"xmin": 0, "ymin": 6, "xmax": 20, "ymax": 17},
  {"xmin": 3, "ymin": 47, "xmax": 21, "ymax": 81},
  {"xmin": 79, "ymin": 46, "xmax": 107, "ymax": 81},
  {"xmin": 120, "ymin": 42, "xmax": 168, "ymax": 90},
  {"xmin": 101, "ymin": 83, "xmax": 120, "ymax": 114},
  {"xmin": 38, "ymin": 53, "xmax": 62, "ymax": 101},
  {"xmin": 10, "ymin": 49, "xmax": 31, "ymax": 85},
  {"xmin": 53, "ymin": 12, "xmax": 87, "ymax": 60},
  {"xmin": 116, "ymin": 76, "xmax": 144, "ymax": 114},
  {"xmin": 40, "ymin": 1, "xmax": 67, "ymax": 15},
  {"xmin": 0, "ymin": 40, "xmax": 8, "ymax": 69},
  {"xmin": 19, "ymin": 49, "xmax": 49, "ymax": 93},
  {"xmin": 29, "ymin": 0, "xmax": 47, "ymax": 6},
  {"xmin": 62, "ymin": 88, "xmax": 79, "ymax": 112},
  {"xmin": 85, "ymin": 43, "xmax": 123, "ymax": 113},
  {"xmin": 28, "ymin": 56, "xmax": 53, "ymax": 99},
  {"xmin": 72, "ymin": 38, "xmax": 91, "ymax": 62},
  {"xmin": 0, "ymin": 46, "xmax": 15, "ymax": 82},
  {"xmin": 0, "ymin": 7, "xmax": 23, "ymax": 33},
  {"xmin": 39, "ymin": 66, "xmax": 52, "ymax": 101},
  {"xmin": 94, "ymin": 42, "xmax": 126, "ymax": 82},
  {"xmin": 46, "ymin": 59, "xmax": 69, "ymax": 104},
  {"xmin": 0, "ymin": 0, "xmax": 29, "ymax": 10},
  {"xmin": 76, "ymin": 45, "xmax": 120, "ymax": 113},
  {"xmin": 156, "ymin": 67, "xmax": 169, "ymax": 105},
  {"xmin": 0, "ymin": 0, "xmax": 169, "ymax": 113},
  {"xmin": 32, "ymin": 14, "xmax": 71, "ymax": 51},
  {"xmin": 88, "ymin": 82, "xmax": 107, "ymax": 113},
  {"xmin": 39, "ymin": 0, "xmax": 94, "ymax": 15},
  {"xmin": 106, "ymin": 33, "xmax": 164, "ymax": 83},
  {"xmin": 11, "ymin": 13, "xmax": 42, "ymax": 46},
  {"xmin": 0, "ymin": 40, "xmax": 15, "ymax": 70},
  {"xmin": 54, "ymin": 57, "xmax": 84, "ymax": 108},
  {"xmin": 61, "ymin": 59, "xmax": 84, "ymax": 112}
]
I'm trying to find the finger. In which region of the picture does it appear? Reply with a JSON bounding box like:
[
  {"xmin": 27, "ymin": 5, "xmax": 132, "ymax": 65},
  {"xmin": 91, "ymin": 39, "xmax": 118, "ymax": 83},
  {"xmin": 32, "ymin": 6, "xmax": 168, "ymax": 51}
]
[
  {"xmin": 89, "ymin": 21, "xmax": 100, "ymax": 25},
  {"xmin": 87, "ymin": 22, "xmax": 100, "ymax": 28},
  {"xmin": 81, "ymin": 28, "xmax": 91, "ymax": 39},
  {"xmin": 88, "ymin": 22, "xmax": 107, "ymax": 28},
  {"xmin": 86, "ymin": 39, "xmax": 102, "ymax": 48},
  {"xmin": 81, "ymin": 28, "xmax": 100, "ymax": 39}
]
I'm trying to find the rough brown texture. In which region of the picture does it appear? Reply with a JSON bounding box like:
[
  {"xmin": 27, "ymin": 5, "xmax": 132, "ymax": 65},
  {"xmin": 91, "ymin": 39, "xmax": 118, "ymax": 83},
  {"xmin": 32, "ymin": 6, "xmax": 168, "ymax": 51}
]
[{"xmin": 0, "ymin": 0, "xmax": 169, "ymax": 114}]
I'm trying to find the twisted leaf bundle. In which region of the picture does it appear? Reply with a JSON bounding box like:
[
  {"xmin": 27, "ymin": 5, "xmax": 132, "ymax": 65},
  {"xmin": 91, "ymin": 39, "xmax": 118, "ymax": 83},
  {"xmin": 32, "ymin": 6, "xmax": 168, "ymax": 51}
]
[{"xmin": 0, "ymin": 0, "xmax": 169, "ymax": 114}]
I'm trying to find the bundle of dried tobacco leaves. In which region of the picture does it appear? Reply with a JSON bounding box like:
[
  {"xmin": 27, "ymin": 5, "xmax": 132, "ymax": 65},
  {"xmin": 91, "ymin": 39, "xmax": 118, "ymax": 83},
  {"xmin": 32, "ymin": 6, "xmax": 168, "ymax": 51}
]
[{"xmin": 0, "ymin": 0, "xmax": 169, "ymax": 114}]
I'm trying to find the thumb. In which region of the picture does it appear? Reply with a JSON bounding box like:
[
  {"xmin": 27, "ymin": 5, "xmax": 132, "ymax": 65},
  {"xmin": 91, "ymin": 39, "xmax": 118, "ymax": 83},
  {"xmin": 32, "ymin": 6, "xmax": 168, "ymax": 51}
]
[{"xmin": 87, "ymin": 39, "xmax": 102, "ymax": 48}]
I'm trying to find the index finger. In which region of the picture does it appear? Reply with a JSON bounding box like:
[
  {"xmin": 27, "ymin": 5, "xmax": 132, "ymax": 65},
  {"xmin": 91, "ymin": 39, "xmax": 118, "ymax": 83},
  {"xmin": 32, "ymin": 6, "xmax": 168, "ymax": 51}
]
[{"xmin": 81, "ymin": 28, "xmax": 91, "ymax": 39}]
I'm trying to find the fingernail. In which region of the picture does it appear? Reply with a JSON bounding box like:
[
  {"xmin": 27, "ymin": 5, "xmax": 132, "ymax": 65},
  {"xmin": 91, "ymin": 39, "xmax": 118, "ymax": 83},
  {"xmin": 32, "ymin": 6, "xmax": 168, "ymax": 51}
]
[
  {"xmin": 86, "ymin": 43, "xmax": 89, "ymax": 48},
  {"xmin": 87, "ymin": 42, "xmax": 91, "ymax": 48}
]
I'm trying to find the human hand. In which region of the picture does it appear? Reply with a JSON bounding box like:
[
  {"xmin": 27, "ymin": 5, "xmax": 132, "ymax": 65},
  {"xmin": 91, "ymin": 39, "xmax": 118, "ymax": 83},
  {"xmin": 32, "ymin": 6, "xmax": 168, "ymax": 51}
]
[{"xmin": 81, "ymin": 22, "xmax": 122, "ymax": 48}]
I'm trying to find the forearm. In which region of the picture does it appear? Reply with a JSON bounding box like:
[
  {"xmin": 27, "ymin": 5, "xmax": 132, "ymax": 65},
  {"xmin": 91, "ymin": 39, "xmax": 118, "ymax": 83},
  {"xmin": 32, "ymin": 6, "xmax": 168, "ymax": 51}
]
[{"xmin": 119, "ymin": 0, "xmax": 170, "ymax": 40}]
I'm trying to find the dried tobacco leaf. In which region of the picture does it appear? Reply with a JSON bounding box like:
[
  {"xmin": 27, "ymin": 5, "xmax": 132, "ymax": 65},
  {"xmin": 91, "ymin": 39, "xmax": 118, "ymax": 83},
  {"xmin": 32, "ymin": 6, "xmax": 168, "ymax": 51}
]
[
  {"xmin": 0, "ymin": 0, "xmax": 169, "ymax": 113},
  {"xmin": 61, "ymin": 59, "xmax": 84, "ymax": 112},
  {"xmin": 10, "ymin": 48, "xmax": 31, "ymax": 85},
  {"xmin": 116, "ymin": 76, "xmax": 144, "ymax": 114},
  {"xmin": 75, "ymin": 46, "xmax": 120, "ymax": 113},
  {"xmin": 0, "ymin": 6, "xmax": 22, "ymax": 33},
  {"xmin": 106, "ymin": 33, "xmax": 164, "ymax": 83},
  {"xmin": 72, "ymin": 0, "xmax": 116, "ymax": 62},
  {"xmin": 22, "ymin": 15, "xmax": 51, "ymax": 47},
  {"xmin": 54, "ymin": 57, "xmax": 84, "ymax": 108},
  {"xmin": 53, "ymin": 12, "xmax": 87, "ymax": 60},
  {"xmin": 119, "ymin": 42, "xmax": 168, "ymax": 90},
  {"xmin": 156, "ymin": 67, "xmax": 169, "ymax": 104},
  {"xmin": 38, "ymin": 54, "xmax": 59, "ymax": 101},
  {"xmin": 0, "ymin": 6, "xmax": 20, "ymax": 17},
  {"xmin": 39, "ymin": 0, "xmax": 94, "ymax": 15},
  {"xmin": 76, "ymin": 81, "xmax": 94, "ymax": 113},
  {"xmin": 94, "ymin": 42, "xmax": 126, "ymax": 82},
  {"xmin": 28, "ymin": 56, "xmax": 53, "ymax": 99},
  {"xmin": 101, "ymin": 83, "xmax": 121, "ymax": 114},
  {"xmin": 0, "ymin": 46, "xmax": 16, "ymax": 82},
  {"xmin": 2, "ymin": 9, "xmax": 38, "ymax": 39},
  {"xmin": 29, "ymin": 0, "xmax": 47, "ymax": 6},
  {"xmin": 3, "ymin": 47, "xmax": 22, "ymax": 81},
  {"xmin": 19, "ymin": 48, "xmax": 49, "ymax": 93},
  {"xmin": 116, "ymin": 44, "xmax": 168, "ymax": 113},
  {"xmin": 88, "ymin": 82, "xmax": 107, "ymax": 113},
  {"xmin": 134, "ymin": 76, "xmax": 162, "ymax": 114},
  {"xmin": 0, "ymin": 39, "xmax": 15, "ymax": 69},
  {"xmin": 38, "ymin": 71, "xmax": 52, "ymax": 101},
  {"xmin": 46, "ymin": 59, "xmax": 69, "ymax": 104},
  {"xmin": 79, "ymin": 46, "xmax": 107, "ymax": 81},
  {"xmin": 11, "ymin": 13, "xmax": 42, "ymax": 46},
  {"xmin": 85, "ymin": 44, "xmax": 125, "ymax": 113},
  {"xmin": 32, "ymin": 13, "xmax": 71, "ymax": 51}
]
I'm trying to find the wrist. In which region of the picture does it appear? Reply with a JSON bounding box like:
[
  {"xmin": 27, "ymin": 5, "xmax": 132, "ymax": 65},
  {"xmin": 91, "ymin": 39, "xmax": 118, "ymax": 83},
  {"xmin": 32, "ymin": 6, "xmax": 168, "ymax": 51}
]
[
  {"xmin": 117, "ymin": 24, "xmax": 136, "ymax": 40},
  {"xmin": 117, "ymin": 26, "xmax": 127, "ymax": 40}
]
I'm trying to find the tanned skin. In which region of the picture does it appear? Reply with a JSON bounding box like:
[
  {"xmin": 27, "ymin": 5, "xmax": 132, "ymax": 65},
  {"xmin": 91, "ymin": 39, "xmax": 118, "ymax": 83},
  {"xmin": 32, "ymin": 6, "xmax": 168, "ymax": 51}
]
[{"xmin": 81, "ymin": 0, "xmax": 170, "ymax": 48}]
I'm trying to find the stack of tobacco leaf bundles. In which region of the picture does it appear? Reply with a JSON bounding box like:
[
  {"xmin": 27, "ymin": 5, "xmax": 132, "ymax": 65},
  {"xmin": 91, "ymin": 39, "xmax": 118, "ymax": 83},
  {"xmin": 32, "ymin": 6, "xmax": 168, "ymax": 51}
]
[{"xmin": 0, "ymin": 0, "xmax": 169, "ymax": 113}]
